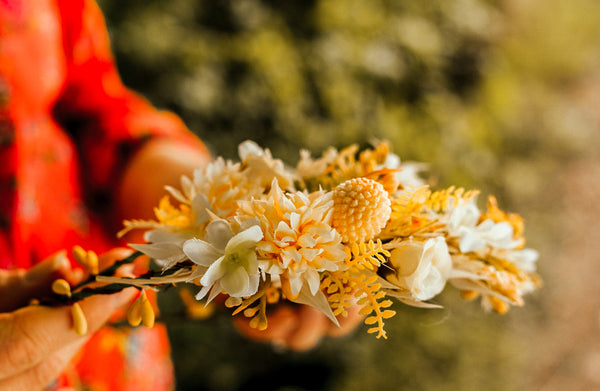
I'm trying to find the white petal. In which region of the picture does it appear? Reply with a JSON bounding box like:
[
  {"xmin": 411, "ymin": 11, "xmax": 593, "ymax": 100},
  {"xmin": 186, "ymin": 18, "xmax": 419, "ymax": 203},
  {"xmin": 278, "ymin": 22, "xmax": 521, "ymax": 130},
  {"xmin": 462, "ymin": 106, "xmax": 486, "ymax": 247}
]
[
  {"xmin": 239, "ymin": 217, "xmax": 261, "ymax": 231},
  {"xmin": 145, "ymin": 227, "xmax": 192, "ymax": 246},
  {"xmin": 459, "ymin": 229, "xmax": 486, "ymax": 253},
  {"xmin": 289, "ymin": 273, "xmax": 304, "ymax": 296},
  {"xmin": 191, "ymin": 194, "xmax": 210, "ymax": 227},
  {"xmin": 507, "ymin": 248, "xmax": 539, "ymax": 272},
  {"xmin": 243, "ymin": 274, "xmax": 260, "ymax": 297},
  {"xmin": 200, "ymin": 257, "xmax": 227, "ymax": 286},
  {"xmin": 129, "ymin": 243, "xmax": 185, "ymax": 265},
  {"xmin": 180, "ymin": 175, "xmax": 196, "ymax": 199},
  {"xmin": 195, "ymin": 284, "xmax": 211, "ymax": 301},
  {"xmin": 164, "ymin": 185, "xmax": 188, "ymax": 204},
  {"xmin": 206, "ymin": 282, "xmax": 223, "ymax": 303},
  {"xmin": 183, "ymin": 239, "xmax": 222, "ymax": 266},
  {"xmin": 225, "ymin": 225, "xmax": 263, "ymax": 253},
  {"xmin": 221, "ymin": 266, "xmax": 250, "ymax": 297},
  {"xmin": 305, "ymin": 269, "xmax": 321, "ymax": 295},
  {"xmin": 238, "ymin": 140, "xmax": 263, "ymax": 160},
  {"xmin": 206, "ymin": 219, "xmax": 233, "ymax": 250}
]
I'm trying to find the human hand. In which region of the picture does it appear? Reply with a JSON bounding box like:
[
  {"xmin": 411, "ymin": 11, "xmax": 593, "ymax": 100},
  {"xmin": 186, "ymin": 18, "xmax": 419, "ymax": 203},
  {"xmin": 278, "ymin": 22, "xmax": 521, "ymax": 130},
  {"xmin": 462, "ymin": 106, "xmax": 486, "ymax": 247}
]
[
  {"xmin": 233, "ymin": 302, "xmax": 364, "ymax": 351},
  {"xmin": 0, "ymin": 251, "xmax": 136, "ymax": 391}
]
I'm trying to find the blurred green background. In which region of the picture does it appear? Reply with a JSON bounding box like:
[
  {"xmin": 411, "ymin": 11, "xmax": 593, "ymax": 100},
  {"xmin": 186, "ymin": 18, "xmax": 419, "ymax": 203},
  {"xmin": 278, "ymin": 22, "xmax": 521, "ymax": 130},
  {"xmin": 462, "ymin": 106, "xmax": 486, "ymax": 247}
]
[{"xmin": 97, "ymin": 0, "xmax": 600, "ymax": 389}]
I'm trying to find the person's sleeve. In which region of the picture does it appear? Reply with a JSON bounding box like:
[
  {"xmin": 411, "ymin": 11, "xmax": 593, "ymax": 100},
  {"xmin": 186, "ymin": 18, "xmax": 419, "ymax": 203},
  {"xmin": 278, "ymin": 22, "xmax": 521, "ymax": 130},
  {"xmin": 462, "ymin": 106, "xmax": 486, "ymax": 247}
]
[{"xmin": 53, "ymin": 0, "xmax": 208, "ymax": 193}]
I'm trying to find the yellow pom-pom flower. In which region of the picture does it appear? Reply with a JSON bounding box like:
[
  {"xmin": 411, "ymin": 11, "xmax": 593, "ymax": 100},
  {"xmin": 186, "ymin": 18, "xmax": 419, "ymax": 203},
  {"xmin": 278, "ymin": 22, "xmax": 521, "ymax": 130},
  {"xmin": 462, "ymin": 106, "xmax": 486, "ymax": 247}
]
[{"xmin": 332, "ymin": 177, "xmax": 392, "ymax": 243}]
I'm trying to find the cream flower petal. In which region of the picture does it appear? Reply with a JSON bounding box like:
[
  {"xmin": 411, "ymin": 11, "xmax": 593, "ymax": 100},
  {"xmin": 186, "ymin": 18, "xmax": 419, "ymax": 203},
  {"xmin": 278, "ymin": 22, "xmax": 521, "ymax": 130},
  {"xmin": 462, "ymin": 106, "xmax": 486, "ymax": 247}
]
[
  {"xmin": 191, "ymin": 193, "xmax": 210, "ymax": 227},
  {"xmin": 195, "ymin": 284, "xmax": 212, "ymax": 301},
  {"xmin": 458, "ymin": 228, "xmax": 486, "ymax": 253},
  {"xmin": 206, "ymin": 219, "xmax": 234, "ymax": 250},
  {"xmin": 220, "ymin": 266, "xmax": 250, "ymax": 297},
  {"xmin": 144, "ymin": 227, "xmax": 192, "ymax": 246},
  {"xmin": 183, "ymin": 239, "xmax": 223, "ymax": 267},
  {"xmin": 129, "ymin": 243, "xmax": 186, "ymax": 267},
  {"xmin": 506, "ymin": 248, "xmax": 539, "ymax": 272},
  {"xmin": 245, "ymin": 274, "xmax": 260, "ymax": 297},
  {"xmin": 288, "ymin": 272, "xmax": 304, "ymax": 296},
  {"xmin": 224, "ymin": 225, "xmax": 263, "ymax": 253},
  {"xmin": 200, "ymin": 256, "xmax": 227, "ymax": 286},
  {"xmin": 304, "ymin": 268, "xmax": 321, "ymax": 295}
]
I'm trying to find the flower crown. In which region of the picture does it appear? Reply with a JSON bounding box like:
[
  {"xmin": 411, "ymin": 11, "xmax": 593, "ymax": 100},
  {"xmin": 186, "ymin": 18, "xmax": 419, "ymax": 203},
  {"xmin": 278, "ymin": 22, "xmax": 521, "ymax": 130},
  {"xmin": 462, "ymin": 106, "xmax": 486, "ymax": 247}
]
[{"xmin": 49, "ymin": 141, "xmax": 540, "ymax": 339}]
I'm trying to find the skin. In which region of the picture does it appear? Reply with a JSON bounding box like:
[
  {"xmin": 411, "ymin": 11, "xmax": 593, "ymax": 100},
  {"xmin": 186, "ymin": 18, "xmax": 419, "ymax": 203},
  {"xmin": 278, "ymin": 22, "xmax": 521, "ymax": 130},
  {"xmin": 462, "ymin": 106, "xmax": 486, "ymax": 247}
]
[
  {"xmin": 1, "ymin": 138, "xmax": 364, "ymax": 389},
  {"xmin": 0, "ymin": 250, "xmax": 137, "ymax": 391},
  {"xmin": 233, "ymin": 303, "xmax": 364, "ymax": 351}
]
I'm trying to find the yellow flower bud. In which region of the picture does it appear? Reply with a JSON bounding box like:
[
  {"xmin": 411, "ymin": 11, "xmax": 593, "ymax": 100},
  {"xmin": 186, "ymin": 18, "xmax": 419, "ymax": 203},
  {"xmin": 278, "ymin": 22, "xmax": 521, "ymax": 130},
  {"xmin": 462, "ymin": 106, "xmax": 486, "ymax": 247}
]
[
  {"xmin": 51, "ymin": 279, "xmax": 71, "ymax": 296},
  {"xmin": 489, "ymin": 296, "xmax": 510, "ymax": 315},
  {"xmin": 141, "ymin": 292, "xmax": 155, "ymax": 328},
  {"xmin": 72, "ymin": 245, "xmax": 88, "ymax": 267},
  {"xmin": 86, "ymin": 250, "xmax": 99, "ymax": 275},
  {"xmin": 71, "ymin": 302, "xmax": 88, "ymax": 336},
  {"xmin": 461, "ymin": 290, "xmax": 479, "ymax": 301},
  {"xmin": 127, "ymin": 298, "xmax": 143, "ymax": 327}
]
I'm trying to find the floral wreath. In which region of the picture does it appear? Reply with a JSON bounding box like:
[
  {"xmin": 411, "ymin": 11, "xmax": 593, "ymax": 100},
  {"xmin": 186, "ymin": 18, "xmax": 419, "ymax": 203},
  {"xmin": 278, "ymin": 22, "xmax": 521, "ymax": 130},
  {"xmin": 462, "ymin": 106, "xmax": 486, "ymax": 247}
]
[{"xmin": 46, "ymin": 141, "xmax": 540, "ymax": 339}]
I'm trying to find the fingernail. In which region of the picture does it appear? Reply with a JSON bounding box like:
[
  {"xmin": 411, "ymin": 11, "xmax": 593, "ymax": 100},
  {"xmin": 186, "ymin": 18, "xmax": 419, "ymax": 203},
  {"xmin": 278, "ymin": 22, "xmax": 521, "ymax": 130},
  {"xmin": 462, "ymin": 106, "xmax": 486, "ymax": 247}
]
[{"xmin": 51, "ymin": 250, "xmax": 70, "ymax": 271}]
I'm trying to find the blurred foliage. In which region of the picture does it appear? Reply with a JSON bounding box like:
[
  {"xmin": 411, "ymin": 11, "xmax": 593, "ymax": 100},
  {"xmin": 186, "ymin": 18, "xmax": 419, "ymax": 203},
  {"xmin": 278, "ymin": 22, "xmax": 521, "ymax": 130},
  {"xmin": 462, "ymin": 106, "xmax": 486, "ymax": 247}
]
[{"xmin": 98, "ymin": 0, "xmax": 600, "ymax": 389}]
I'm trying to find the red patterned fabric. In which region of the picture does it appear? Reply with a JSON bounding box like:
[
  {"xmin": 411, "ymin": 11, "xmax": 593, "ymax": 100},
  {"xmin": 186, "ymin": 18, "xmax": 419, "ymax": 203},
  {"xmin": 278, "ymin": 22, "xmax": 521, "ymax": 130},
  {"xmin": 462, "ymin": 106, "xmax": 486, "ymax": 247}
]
[{"xmin": 0, "ymin": 1, "xmax": 206, "ymax": 389}]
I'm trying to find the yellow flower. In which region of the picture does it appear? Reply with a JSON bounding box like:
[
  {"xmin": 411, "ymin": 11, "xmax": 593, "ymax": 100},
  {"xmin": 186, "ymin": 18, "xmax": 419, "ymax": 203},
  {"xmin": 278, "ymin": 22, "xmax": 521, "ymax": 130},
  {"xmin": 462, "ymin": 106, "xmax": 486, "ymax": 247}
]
[
  {"xmin": 237, "ymin": 179, "xmax": 346, "ymax": 297},
  {"xmin": 332, "ymin": 177, "xmax": 392, "ymax": 243}
]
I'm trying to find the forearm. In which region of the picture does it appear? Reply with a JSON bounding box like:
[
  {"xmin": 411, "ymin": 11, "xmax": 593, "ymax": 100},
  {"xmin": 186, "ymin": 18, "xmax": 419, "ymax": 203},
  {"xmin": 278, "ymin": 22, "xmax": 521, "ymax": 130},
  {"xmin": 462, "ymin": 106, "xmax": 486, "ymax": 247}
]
[{"xmin": 117, "ymin": 138, "xmax": 211, "ymax": 222}]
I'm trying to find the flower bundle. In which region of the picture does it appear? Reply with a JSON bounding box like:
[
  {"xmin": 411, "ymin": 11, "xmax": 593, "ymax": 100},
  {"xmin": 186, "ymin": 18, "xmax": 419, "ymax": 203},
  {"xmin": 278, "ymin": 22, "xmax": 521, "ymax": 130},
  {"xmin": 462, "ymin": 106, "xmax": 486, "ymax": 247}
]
[{"xmin": 52, "ymin": 141, "xmax": 541, "ymax": 339}]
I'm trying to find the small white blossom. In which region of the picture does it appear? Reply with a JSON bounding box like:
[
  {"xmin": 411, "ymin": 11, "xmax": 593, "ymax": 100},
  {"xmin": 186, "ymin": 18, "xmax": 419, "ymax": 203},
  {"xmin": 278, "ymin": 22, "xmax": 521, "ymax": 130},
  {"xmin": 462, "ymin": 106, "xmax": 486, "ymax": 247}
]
[
  {"xmin": 447, "ymin": 199, "xmax": 521, "ymax": 253},
  {"xmin": 183, "ymin": 219, "xmax": 263, "ymax": 302}
]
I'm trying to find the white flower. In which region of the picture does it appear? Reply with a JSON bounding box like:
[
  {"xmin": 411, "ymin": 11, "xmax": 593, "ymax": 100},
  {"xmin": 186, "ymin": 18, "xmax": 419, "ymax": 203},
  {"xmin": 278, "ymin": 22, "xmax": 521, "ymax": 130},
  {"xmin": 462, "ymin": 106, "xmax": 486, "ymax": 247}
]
[
  {"xmin": 386, "ymin": 237, "xmax": 452, "ymax": 301},
  {"xmin": 447, "ymin": 199, "xmax": 481, "ymax": 233},
  {"xmin": 458, "ymin": 219, "xmax": 522, "ymax": 252},
  {"xmin": 128, "ymin": 194, "xmax": 211, "ymax": 270},
  {"xmin": 504, "ymin": 248, "xmax": 539, "ymax": 273},
  {"xmin": 182, "ymin": 219, "xmax": 263, "ymax": 302},
  {"xmin": 380, "ymin": 153, "xmax": 427, "ymax": 190},
  {"xmin": 447, "ymin": 199, "xmax": 522, "ymax": 253}
]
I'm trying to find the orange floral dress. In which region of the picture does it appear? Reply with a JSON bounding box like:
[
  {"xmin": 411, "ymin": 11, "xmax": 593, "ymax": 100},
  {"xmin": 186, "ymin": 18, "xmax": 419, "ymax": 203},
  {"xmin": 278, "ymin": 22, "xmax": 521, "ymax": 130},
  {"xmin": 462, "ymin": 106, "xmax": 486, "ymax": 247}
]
[{"xmin": 0, "ymin": 0, "xmax": 206, "ymax": 389}]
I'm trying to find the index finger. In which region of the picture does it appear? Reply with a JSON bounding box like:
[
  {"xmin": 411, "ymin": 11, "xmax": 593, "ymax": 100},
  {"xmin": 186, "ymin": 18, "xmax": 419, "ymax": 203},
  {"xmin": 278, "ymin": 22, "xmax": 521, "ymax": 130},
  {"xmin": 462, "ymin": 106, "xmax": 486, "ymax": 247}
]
[{"xmin": 0, "ymin": 288, "xmax": 136, "ymax": 381}]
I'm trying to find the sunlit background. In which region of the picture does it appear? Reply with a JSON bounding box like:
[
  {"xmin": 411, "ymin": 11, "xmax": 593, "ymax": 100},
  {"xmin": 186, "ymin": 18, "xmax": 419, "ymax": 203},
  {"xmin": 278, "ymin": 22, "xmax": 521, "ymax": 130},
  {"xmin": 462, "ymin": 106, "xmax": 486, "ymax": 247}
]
[{"xmin": 97, "ymin": 0, "xmax": 600, "ymax": 389}]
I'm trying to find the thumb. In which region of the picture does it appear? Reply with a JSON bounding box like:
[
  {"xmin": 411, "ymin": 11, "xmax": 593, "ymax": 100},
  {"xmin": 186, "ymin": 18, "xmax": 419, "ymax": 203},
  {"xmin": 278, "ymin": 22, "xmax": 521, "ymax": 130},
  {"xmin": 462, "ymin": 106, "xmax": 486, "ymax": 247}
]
[{"xmin": 0, "ymin": 251, "xmax": 71, "ymax": 312}]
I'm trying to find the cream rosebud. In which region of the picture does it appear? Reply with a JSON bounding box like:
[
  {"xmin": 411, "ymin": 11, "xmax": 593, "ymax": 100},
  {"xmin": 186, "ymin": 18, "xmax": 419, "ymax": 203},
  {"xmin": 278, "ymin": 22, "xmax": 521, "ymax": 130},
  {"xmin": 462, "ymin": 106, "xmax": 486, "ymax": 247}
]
[{"xmin": 386, "ymin": 237, "xmax": 452, "ymax": 301}]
